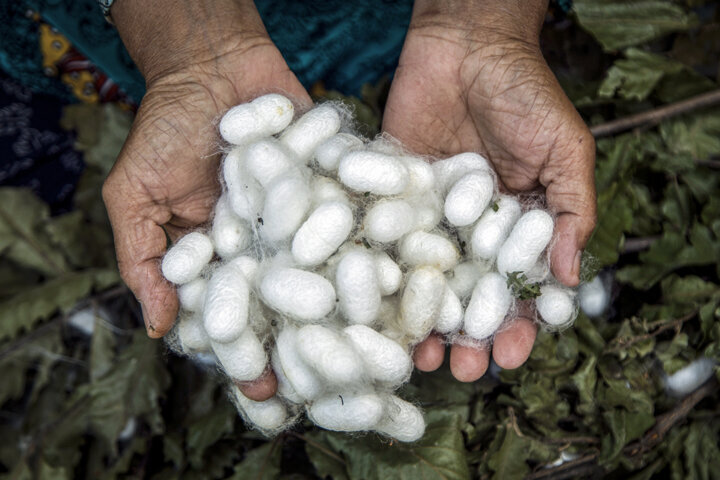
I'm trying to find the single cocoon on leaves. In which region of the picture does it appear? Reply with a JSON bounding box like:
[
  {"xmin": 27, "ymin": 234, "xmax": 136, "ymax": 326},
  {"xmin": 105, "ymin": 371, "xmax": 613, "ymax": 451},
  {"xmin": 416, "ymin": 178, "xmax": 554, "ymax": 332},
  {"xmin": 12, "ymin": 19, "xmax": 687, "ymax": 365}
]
[
  {"xmin": 444, "ymin": 169, "xmax": 495, "ymax": 226},
  {"xmin": 338, "ymin": 150, "xmax": 408, "ymax": 195},
  {"xmin": 275, "ymin": 327, "xmax": 323, "ymax": 400},
  {"xmin": 219, "ymin": 94, "xmax": 294, "ymax": 145},
  {"xmin": 292, "ymin": 202, "xmax": 354, "ymax": 266},
  {"xmin": 315, "ymin": 133, "xmax": 364, "ymax": 171},
  {"xmin": 471, "ymin": 195, "xmax": 522, "ymax": 260},
  {"xmin": 536, "ymin": 285, "xmax": 576, "ymax": 326},
  {"xmin": 496, "ymin": 210, "xmax": 554, "ymax": 277},
  {"xmin": 177, "ymin": 277, "xmax": 207, "ymax": 312},
  {"xmin": 336, "ymin": 250, "xmax": 382, "ymax": 325},
  {"xmin": 296, "ymin": 325, "xmax": 364, "ymax": 385},
  {"xmin": 223, "ymin": 148, "xmax": 263, "ymax": 221},
  {"xmin": 177, "ymin": 312, "xmax": 211, "ymax": 352},
  {"xmin": 280, "ymin": 104, "xmax": 342, "ymax": 162},
  {"xmin": 435, "ymin": 286, "xmax": 464, "ymax": 334},
  {"xmin": 375, "ymin": 395, "xmax": 425, "ymax": 442},
  {"xmin": 162, "ymin": 232, "xmax": 213, "ymax": 285},
  {"xmin": 231, "ymin": 386, "xmax": 289, "ymax": 432},
  {"xmin": 579, "ymin": 275, "xmax": 610, "ymax": 317},
  {"xmin": 400, "ymin": 267, "xmax": 446, "ymax": 341},
  {"xmin": 432, "ymin": 152, "xmax": 491, "ymax": 193},
  {"xmin": 364, "ymin": 199, "xmax": 415, "ymax": 243},
  {"xmin": 260, "ymin": 268, "xmax": 336, "ymax": 321},
  {"xmin": 344, "ymin": 325, "xmax": 412, "ymax": 386},
  {"xmin": 374, "ymin": 251, "xmax": 402, "ymax": 296},
  {"xmin": 399, "ymin": 231, "xmax": 459, "ymax": 272},
  {"xmin": 308, "ymin": 392, "xmax": 385, "ymax": 432},
  {"xmin": 244, "ymin": 139, "xmax": 297, "ymax": 188},
  {"xmin": 211, "ymin": 329, "xmax": 266, "ymax": 381},
  {"xmin": 464, "ymin": 272, "xmax": 513, "ymax": 339},
  {"xmin": 212, "ymin": 195, "xmax": 251, "ymax": 259},
  {"xmin": 261, "ymin": 173, "xmax": 311, "ymax": 243},
  {"xmin": 203, "ymin": 261, "xmax": 250, "ymax": 343}
]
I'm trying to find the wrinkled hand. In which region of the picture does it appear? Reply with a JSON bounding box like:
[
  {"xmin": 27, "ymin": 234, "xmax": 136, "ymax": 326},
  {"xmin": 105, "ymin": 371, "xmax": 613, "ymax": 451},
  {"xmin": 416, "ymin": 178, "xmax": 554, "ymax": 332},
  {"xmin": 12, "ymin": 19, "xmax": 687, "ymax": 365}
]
[
  {"xmin": 103, "ymin": 1, "xmax": 310, "ymax": 400},
  {"xmin": 383, "ymin": 3, "xmax": 596, "ymax": 381}
]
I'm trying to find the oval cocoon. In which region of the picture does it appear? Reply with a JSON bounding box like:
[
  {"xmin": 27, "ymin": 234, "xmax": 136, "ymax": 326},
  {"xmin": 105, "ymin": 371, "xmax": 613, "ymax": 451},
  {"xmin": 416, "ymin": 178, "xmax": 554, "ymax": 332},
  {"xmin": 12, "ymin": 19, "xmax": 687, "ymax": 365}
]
[
  {"xmin": 364, "ymin": 199, "xmax": 415, "ymax": 243},
  {"xmin": 177, "ymin": 312, "xmax": 211, "ymax": 352},
  {"xmin": 579, "ymin": 276, "xmax": 610, "ymax": 318},
  {"xmin": 219, "ymin": 94, "xmax": 294, "ymax": 145},
  {"xmin": 400, "ymin": 267, "xmax": 446, "ymax": 341},
  {"xmin": 296, "ymin": 325, "xmax": 364, "ymax": 385},
  {"xmin": 162, "ymin": 232, "xmax": 213, "ymax": 285},
  {"xmin": 344, "ymin": 325, "xmax": 412, "ymax": 386},
  {"xmin": 261, "ymin": 173, "xmax": 311, "ymax": 243},
  {"xmin": 260, "ymin": 268, "xmax": 335, "ymax": 321},
  {"xmin": 444, "ymin": 169, "xmax": 495, "ymax": 226},
  {"xmin": 399, "ymin": 231, "xmax": 459, "ymax": 272},
  {"xmin": 336, "ymin": 250, "xmax": 382, "ymax": 325},
  {"xmin": 311, "ymin": 176, "xmax": 350, "ymax": 206},
  {"xmin": 211, "ymin": 329, "xmax": 266, "ymax": 381},
  {"xmin": 446, "ymin": 262, "xmax": 485, "ymax": 299},
  {"xmin": 536, "ymin": 284, "xmax": 577, "ymax": 326},
  {"xmin": 315, "ymin": 133, "xmax": 363, "ymax": 171},
  {"xmin": 338, "ymin": 151, "xmax": 408, "ymax": 195},
  {"xmin": 308, "ymin": 392, "xmax": 384, "ymax": 432},
  {"xmin": 435, "ymin": 286, "xmax": 464, "ymax": 334},
  {"xmin": 177, "ymin": 277, "xmax": 207, "ymax": 312},
  {"xmin": 244, "ymin": 139, "xmax": 297, "ymax": 188},
  {"xmin": 374, "ymin": 251, "xmax": 402, "ymax": 296},
  {"xmin": 223, "ymin": 148, "xmax": 263, "ymax": 221},
  {"xmin": 471, "ymin": 195, "xmax": 522, "ymax": 260},
  {"xmin": 280, "ymin": 104, "xmax": 342, "ymax": 162},
  {"xmin": 231, "ymin": 386, "xmax": 288, "ymax": 432},
  {"xmin": 464, "ymin": 272, "xmax": 512, "ymax": 339},
  {"xmin": 292, "ymin": 202, "xmax": 354, "ymax": 266},
  {"xmin": 203, "ymin": 261, "xmax": 250, "ymax": 343},
  {"xmin": 212, "ymin": 195, "xmax": 251, "ymax": 259},
  {"xmin": 274, "ymin": 327, "xmax": 323, "ymax": 400},
  {"xmin": 432, "ymin": 152, "xmax": 491, "ymax": 193},
  {"xmin": 375, "ymin": 395, "xmax": 425, "ymax": 442},
  {"xmin": 496, "ymin": 210, "xmax": 554, "ymax": 277},
  {"xmin": 400, "ymin": 156, "xmax": 435, "ymax": 194}
]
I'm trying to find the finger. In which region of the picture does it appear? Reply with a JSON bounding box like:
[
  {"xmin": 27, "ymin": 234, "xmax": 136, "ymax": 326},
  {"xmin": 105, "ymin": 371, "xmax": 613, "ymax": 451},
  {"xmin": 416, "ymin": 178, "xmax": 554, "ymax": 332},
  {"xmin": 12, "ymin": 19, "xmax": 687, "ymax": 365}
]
[
  {"xmin": 541, "ymin": 125, "xmax": 597, "ymax": 287},
  {"xmin": 492, "ymin": 317, "xmax": 537, "ymax": 369},
  {"xmin": 236, "ymin": 368, "xmax": 277, "ymax": 402},
  {"xmin": 103, "ymin": 178, "xmax": 178, "ymax": 338},
  {"xmin": 412, "ymin": 333, "xmax": 446, "ymax": 372},
  {"xmin": 449, "ymin": 343, "xmax": 490, "ymax": 382}
]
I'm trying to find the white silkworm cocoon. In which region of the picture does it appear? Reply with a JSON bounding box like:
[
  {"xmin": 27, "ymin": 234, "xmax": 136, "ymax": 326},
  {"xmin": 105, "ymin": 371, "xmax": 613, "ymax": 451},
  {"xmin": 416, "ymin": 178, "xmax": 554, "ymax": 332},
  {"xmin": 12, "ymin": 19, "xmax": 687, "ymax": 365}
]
[
  {"xmin": 311, "ymin": 176, "xmax": 350, "ymax": 206},
  {"xmin": 444, "ymin": 169, "xmax": 495, "ymax": 226},
  {"xmin": 399, "ymin": 231, "xmax": 459, "ymax": 272},
  {"xmin": 261, "ymin": 173, "xmax": 311, "ymax": 243},
  {"xmin": 296, "ymin": 325, "xmax": 364, "ymax": 385},
  {"xmin": 292, "ymin": 202, "xmax": 354, "ymax": 266},
  {"xmin": 375, "ymin": 395, "xmax": 425, "ymax": 442},
  {"xmin": 400, "ymin": 156, "xmax": 435, "ymax": 194},
  {"xmin": 338, "ymin": 151, "xmax": 408, "ymax": 195},
  {"xmin": 271, "ymin": 349, "xmax": 303, "ymax": 404},
  {"xmin": 203, "ymin": 261, "xmax": 250, "ymax": 343},
  {"xmin": 212, "ymin": 195, "xmax": 251, "ymax": 259},
  {"xmin": 471, "ymin": 195, "xmax": 522, "ymax": 260},
  {"xmin": 280, "ymin": 104, "xmax": 342, "ymax": 162},
  {"xmin": 260, "ymin": 268, "xmax": 335, "ymax": 321},
  {"xmin": 579, "ymin": 275, "xmax": 610, "ymax": 317},
  {"xmin": 464, "ymin": 272, "xmax": 512, "ymax": 339},
  {"xmin": 411, "ymin": 193, "xmax": 443, "ymax": 231},
  {"xmin": 400, "ymin": 267, "xmax": 446, "ymax": 341},
  {"xmin": 665, "ymin": 357, "xmax": 717, "ymax": 397},
  {"xmin": 308, "ymin": 392, "xmax": 385, "ymax": 432},
  {"xmin": 336, "ymin": 250, "xmax": 382, "ymax": 325},
  {"xmin": 446, "ymin": 262, "xmax": 485, "ymax": 299},
  {"xmin": 374, "ymin": 251, "xmax": 402, "ymax": 296},
  {"xmin": 315, "ymin": 133, "xmax": 364, "ymax": 171},
  {"xmin": 211, "ymin": 329, "xmax": 266, "ymax": 381},
  {"xmin": 344, "ymin": 325, "xmax": 412, "ymax": 386},
  {"xmin": 432, "ymin": 152, "xmax": 491, "ymax": 193},
  {"xmin": 177, "ymin": 313, "xmax": 211, "ymax": 352},
  {"xmin": 219, "ymin": 94, "xmax": 294, "ymax": 145},
  {"xmin": 496, "ymin": 210, "xmax": 554, "ymax": 277},
  {"xmin": 244, "ymin": 139, "xmax": 297, "ymax": 188},
  {"xmin": 223, "ymin": 148, "xmax": 263, "ymax": 221},
  {"xmin": 177, "ymin": 277, "xmax": 207, "ymax": 312},
  {"xmin": 162, "ymin": 232, "xmax": 213, "ymax": 285},
  {"xmin": 536, "ymin": 285, "xmax": 577, "ymax": 326},
  {"xmin": 435, "ymin": 286, "xmax": 464, "ymax": 334},
  {"xmin": 275, "ymin": 327, "xmax": 323, "ymax": 400},
  {"xmin": 231, "ymin": 386, "xmax": 288, "ymax": 431},
  {"xmin": 227, "ymin": 255, "xmax": 259, "ymax": 285},
  {"xmin": 364, "ymin": 199, "xmax": 415, "ymax": 243}
]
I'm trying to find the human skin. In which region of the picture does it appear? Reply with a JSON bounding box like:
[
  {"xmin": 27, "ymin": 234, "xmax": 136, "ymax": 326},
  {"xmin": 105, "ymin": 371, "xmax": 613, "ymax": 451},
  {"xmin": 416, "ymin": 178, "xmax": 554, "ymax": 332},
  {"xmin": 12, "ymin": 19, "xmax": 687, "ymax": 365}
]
[
  {"xmin": 103, "ymin": 0, "xmax": 596, "ymax": 396},
  {"xmin": 383, "ymin": 0, "xmax": 596, "ymax": 381}
]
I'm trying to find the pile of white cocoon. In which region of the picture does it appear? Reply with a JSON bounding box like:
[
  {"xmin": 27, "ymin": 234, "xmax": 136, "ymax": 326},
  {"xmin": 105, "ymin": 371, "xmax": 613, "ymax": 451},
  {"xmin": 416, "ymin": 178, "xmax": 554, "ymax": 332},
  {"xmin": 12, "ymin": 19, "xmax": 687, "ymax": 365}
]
[{"xmin": 161, "ymin": 94, "xmax": 582, "ymax": 442}]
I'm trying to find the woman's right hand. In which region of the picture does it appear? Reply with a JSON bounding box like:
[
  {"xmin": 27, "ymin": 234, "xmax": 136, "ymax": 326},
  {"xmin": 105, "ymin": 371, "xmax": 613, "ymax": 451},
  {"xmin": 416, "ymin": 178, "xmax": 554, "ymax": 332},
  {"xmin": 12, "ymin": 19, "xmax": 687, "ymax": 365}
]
[{"xmin": 103, "ymin": 0, "xmax": 310, "ymax": 399}]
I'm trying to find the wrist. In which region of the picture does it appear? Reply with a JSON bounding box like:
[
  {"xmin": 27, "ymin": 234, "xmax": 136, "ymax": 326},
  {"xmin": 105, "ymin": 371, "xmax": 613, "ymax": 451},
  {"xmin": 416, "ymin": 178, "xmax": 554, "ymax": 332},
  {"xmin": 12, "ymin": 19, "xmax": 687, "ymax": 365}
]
[{"xmin": 113, "ymin": 0, "xmax": 271, "ymax": 87}]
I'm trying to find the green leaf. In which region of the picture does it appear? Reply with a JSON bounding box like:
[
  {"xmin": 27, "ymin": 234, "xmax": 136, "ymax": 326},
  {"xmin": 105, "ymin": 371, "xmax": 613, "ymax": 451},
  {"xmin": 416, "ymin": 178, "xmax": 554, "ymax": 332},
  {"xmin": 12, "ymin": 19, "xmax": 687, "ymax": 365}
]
[
  {"xmin": 599, "ymin": 409, "xmax": 655, "ymax": 466},
  {"xmin": 573, "ymin": 1, "xmax": 697, "ymax": 51},
  {"xmin": 186, "ymin": 399, "xmax": 236, "ymax": 468},
  {"xmin": 230, "ymin": 441, "xmax": 282, "ymax": 480},
  {"xmin": 599, "ymin": 48, "xmax": 685, "ymax": 101},
  {"xmin": 305, "ymin": 432, "xmax": 350, "ymax": 480}
]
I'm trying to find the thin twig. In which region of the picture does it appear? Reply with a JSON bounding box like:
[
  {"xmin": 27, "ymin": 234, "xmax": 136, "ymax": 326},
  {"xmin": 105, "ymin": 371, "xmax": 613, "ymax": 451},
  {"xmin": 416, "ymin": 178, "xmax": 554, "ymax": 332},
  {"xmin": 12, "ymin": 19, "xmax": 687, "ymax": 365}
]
[
  {"xmin": 622, "ymin": 236, "xmax": 660, "ymax": 254},
  {"xmin": 290, "ymin": 432, "xmax": 347, "ymax": 465},
  {"xmin": 606, "ymin": 310, "xmax": 696, "ymax": 354},
  {"xmin": 590, "ymin": 89, "xmax": 720, "ymax": 138}
]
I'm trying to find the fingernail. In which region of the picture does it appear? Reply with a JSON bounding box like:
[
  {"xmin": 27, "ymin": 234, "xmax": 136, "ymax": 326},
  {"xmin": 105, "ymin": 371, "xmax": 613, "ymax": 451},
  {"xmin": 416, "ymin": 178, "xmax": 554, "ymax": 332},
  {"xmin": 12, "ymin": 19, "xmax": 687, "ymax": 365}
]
[
  {"xmin": 140, "ymin": 303, "xmax": 154, "ymax": 333},
  {"xmin": 573, "ymin": 250, "xmax": 582, "ymax": 279}
]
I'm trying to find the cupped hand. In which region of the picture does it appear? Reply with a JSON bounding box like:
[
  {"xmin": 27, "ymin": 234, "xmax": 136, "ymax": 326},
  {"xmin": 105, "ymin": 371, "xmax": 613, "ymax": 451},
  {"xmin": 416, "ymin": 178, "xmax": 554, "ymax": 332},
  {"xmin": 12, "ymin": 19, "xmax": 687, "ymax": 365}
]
[{"xmin": 383, "ymin": 7, "xmax": 596, "ymax": 381}]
